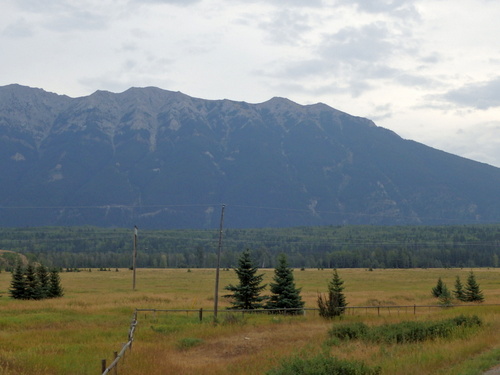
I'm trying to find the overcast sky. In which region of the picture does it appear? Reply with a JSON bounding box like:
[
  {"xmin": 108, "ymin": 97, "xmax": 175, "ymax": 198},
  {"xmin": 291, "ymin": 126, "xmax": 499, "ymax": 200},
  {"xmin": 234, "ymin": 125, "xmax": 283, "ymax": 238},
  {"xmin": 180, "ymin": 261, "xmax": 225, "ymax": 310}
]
[{"xmin": 2, "ymin": 0, "xmax": 500, "ymax": 167}]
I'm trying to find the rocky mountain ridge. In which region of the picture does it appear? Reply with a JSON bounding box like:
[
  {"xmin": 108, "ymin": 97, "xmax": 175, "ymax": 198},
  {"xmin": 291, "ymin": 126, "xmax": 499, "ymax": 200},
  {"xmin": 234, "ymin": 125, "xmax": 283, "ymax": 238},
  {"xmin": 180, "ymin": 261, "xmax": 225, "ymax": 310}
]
[{"xmin": 1, "ymin": 84, "xmax": 500, "ymax": 229}]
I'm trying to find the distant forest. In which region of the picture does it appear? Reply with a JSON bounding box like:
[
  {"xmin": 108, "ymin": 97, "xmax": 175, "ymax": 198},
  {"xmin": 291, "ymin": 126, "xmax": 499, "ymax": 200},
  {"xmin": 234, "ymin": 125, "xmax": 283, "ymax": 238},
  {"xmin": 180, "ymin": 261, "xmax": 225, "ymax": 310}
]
[{"xmin": 0, "ymin": 225, "xmax": 499, "ymax": 269}]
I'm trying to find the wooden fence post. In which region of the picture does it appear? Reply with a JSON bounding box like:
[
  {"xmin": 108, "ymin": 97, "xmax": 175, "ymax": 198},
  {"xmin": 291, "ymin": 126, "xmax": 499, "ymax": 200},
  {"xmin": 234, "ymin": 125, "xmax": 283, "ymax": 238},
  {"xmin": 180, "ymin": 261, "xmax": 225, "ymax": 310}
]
[
  {"xmin": 199, "ymin": 308, "xmax": 203, "ymax": 322},
  {"xmin": 101, "ymin": 359, "xmax": 107, "ymax": 373},
  {"xmin": 114, "ymin": 352, "xmax": 118, "ymax": 375}
]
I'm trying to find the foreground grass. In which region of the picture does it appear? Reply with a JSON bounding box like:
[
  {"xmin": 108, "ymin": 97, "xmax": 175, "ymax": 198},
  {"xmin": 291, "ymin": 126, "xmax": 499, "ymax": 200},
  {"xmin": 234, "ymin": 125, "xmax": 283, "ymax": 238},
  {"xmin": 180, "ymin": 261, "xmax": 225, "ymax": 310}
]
[{"xmin": 0, "ymin": 268, "xmax": 499, "ymax": 374}]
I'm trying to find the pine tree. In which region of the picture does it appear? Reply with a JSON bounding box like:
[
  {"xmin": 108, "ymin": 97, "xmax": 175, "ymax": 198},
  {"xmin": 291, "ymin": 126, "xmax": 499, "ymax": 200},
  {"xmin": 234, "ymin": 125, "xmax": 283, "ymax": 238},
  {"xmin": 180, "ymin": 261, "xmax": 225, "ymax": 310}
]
[
  {"xmin": 265, "ymin": 254, "xmax": 304, "ymax": 314},
  {"xmin": 453, "ymin": 275, "xmax": 466, "ymax": 302},
  {"xmin": 317, "ymin": 269, "xmax": 347, "ymax": 318},
  {"xmin": 9, "ymin": 263, "xmax": 26, "ymax": 300},
  {"xmin": 224, "ymin": 249, "xmax": 267, "ymax": 310},
  {"xmin": 36, "ymin": 264, "xmax": 50, "ymax": 299},
  {"xmin": 464, "ymin": 271, "xmax": 484, "ymax": 303},
  {"xmin": 48, "ymin": 269, "xmax": 64, "ymax": 298},
  {"xmin": 431, "ymin": 277, "xmax": 445, "ymax": 298}
]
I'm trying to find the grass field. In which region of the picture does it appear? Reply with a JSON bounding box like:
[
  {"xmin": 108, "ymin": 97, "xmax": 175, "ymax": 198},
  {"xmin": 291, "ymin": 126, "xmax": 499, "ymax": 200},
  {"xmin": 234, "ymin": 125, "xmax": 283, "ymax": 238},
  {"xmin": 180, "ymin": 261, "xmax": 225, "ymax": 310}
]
[{"xmin": 0, "ymin": 267, "xmax": 499, "ymax": 374}]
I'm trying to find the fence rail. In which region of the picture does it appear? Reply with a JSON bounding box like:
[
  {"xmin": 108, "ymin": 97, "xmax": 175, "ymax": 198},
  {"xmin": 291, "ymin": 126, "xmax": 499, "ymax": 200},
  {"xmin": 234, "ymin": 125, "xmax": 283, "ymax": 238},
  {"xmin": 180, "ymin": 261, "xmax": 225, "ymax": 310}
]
[
  {"xmin": 101, "ymin": 311, "xmax": 137, "ymax": 375},
  {"xmin": 101, "ymin": 303, "xmax": 500, "ymax": 373}
]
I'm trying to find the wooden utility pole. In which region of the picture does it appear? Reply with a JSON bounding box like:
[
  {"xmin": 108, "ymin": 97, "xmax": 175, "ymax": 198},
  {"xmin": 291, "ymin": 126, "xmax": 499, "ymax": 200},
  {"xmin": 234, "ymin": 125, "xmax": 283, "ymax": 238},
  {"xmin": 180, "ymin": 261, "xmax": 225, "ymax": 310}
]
[
  {"xmin": 132, "ymin": 225, "xmax": 138, "ymax": 290},
  {"xmin": 213, "ymin": 204, "xmax": 225, "ymax": 321}
]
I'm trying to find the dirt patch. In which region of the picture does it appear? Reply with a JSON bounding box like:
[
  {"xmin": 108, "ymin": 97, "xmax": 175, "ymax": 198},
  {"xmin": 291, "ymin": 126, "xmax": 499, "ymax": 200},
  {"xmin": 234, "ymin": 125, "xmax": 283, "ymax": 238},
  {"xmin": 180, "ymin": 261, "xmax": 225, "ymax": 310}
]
[
  {"xmin": 484, "ymin": 365, "xmax": 500, "ymax": 375},
  {"xmin": 175, "ymin": 320, "xmax": 330, "ymax": 369}
]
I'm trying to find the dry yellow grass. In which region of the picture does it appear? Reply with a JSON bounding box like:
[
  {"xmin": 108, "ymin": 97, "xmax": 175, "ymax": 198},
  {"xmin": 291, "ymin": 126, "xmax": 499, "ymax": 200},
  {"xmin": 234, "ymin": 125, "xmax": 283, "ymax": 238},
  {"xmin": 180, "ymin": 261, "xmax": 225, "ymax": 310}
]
[{"xmin": 0, "ymin": 267, "xmax": 499, "ymax": 374}]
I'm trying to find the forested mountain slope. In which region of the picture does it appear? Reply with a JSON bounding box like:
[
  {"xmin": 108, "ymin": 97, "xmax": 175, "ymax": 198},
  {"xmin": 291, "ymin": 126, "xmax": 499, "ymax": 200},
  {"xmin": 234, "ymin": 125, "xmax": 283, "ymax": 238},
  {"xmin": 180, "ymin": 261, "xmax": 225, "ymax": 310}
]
[{"xmin": 2, "ymin": 84, "xmax": 500, "ymax": 228}]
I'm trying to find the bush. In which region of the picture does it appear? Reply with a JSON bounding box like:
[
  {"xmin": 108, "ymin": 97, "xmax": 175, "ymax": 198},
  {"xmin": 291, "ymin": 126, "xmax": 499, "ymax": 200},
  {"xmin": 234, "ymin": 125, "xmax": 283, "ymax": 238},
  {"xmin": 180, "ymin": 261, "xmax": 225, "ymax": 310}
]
[
  {"xmin": 327, "ymin": 315, "xmax": 482, "ymax": 344},
  {"xmin": 266, "ymin": 353, "xmax": 381, "ymax": 375},
  {"xmin": 329, "ymin": 322, "xmax": 369, "ymax": 340}
]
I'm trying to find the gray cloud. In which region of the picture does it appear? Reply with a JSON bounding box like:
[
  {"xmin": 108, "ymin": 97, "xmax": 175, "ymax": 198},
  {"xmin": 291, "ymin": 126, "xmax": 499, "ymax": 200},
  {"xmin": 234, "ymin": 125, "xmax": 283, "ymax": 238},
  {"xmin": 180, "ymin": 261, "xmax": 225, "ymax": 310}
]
[
  {"xmin": 43, "ymin": 10, "xmax": 109, "ymax": 32},
  {"xmin": 128, "ymin": 0, "xmax": 201, "ymax": 5},
  {"xmin": 232, "ymin": 0, "xmax": 323, "ymax": 7},
  {"xmin": 443, "ymin": 77, "xmax": 500, "ymax": 109},
  {"xmin": 2, "ymin": 18, "xmax": 34, "ymax": 38},
  {"xmin": 320, "ymin": 23, "xmax": 397, "ymax": 63},
  {"xmin": 259, "ymin": 9, "xmax": 312, "ymax": 45},
  {"xmin": 336, "ymin": 0, "xmax": 420, "ymax": 19}
]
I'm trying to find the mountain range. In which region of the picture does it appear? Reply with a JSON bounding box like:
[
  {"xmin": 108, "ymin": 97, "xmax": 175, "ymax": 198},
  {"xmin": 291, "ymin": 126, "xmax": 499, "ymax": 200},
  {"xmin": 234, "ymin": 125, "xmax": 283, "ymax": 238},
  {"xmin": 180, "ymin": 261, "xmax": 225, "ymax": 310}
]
[{"xmin": 1, "ymin": 83, "xmax": 500, "ymax": 229}]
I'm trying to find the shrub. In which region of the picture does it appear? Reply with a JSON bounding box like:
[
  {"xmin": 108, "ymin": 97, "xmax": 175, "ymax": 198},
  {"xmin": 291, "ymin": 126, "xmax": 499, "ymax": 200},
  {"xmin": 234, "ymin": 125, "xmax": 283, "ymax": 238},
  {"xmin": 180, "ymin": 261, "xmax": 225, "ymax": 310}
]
[
  {"xmin": 266, "ymin": 353, "xmax": 381, "ymax": 375},
  {"xmin": 329, "ymin": 322, "xmax": 369, "ymax": 340},
  {"xmin": 327, "ymin": 315, "xmax": 482, "ymax": 344}
]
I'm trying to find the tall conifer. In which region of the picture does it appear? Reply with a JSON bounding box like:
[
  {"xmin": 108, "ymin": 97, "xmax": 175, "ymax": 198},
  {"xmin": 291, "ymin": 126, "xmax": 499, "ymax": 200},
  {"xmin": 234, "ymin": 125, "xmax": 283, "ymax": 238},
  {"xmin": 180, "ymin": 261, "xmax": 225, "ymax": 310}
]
[
  {"xmin": 9, "ymin": 264, "xmax": 26, "ymax": 299},
  {"xmin": 464, "ymin": 271, "xmax": 484, "ymax": 302},
  {"xmin": 48, "ymin": 269, "xmax": 64, "ymax": 298},
  {"xmin": 224, "ymin": 249, "xmax": 267, "ymax": 310},
  {"xmin": 317, "ymin": 269, "xmax": 347, "ymax": 318},
  {"xmin": 266, "ymin": 254, "xmax": 304, "ymax": 314}
]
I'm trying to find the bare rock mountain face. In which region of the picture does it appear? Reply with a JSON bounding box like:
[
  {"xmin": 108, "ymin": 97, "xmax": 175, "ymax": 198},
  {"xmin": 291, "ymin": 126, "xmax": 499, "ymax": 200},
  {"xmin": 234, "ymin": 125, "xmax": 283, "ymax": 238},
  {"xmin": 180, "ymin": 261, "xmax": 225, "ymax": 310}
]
[{"xmin": 1, "ymin": 84, "xmax": 500, "ymax": 229}]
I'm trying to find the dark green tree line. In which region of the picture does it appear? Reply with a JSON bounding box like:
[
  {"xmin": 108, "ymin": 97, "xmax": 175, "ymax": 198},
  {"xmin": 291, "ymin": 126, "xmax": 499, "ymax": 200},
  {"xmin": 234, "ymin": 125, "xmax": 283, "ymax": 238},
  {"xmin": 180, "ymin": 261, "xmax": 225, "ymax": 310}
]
[{"xmin": 9, "ymin": 264, "xmax": 63, "ymax": 300}]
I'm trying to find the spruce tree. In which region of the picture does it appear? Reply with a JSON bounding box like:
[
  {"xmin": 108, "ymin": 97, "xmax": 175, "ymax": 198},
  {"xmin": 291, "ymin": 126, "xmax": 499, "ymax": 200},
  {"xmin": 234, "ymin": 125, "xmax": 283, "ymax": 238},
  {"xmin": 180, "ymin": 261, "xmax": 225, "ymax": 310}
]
[
  {"xmin": 36, "ymin": 264, "xmax": 50, "ymax": 299},
  {"xmin": 265, "ymin": 254, "xmax": 304, "ymax": 314},
  {"xmin": 48, "ymin": 269, "xmax": 64, "ymax": 298},
  {"xmin": 464, "ymin": 271, "xmax": 484, "ymax": 303},
  {"xmin": 453, "ymin": 275, "xmax": 466, "ymax": 302},
  {"xmin": 431, "ymin": 277, "xmax": 445, "ymax": 298},
  {"xmin": 224, "ymin": 249, "xmax": 267, "ymax": 310},
  {"xmin": 24, "ymin": 263, "xmax": 42, "ymax": 300},
  {"xmin": 9, "ymin": 263, "xmax": 26, "ymax": 300},
  {"xmin": 438, "ymin": 284, "xmax": 453, "ymax": 306},
  {"xmin": 317, "ymin": 269, "xmax": 347, "ymax": 318}
]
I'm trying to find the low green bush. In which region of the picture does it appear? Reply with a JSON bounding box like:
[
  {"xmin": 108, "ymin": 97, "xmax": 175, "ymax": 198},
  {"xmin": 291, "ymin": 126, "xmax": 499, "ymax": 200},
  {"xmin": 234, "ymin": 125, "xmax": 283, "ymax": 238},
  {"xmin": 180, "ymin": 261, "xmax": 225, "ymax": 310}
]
[
  {"xmin": 329, "ymin": 322, "xmax": 368, "ymax": 340},
  {"xmin": 328, "ymin": 315, "xmax": 482, "ymax": 344},
  {"xmin": 266, "ymin": 353, "xmax": 381, "ymax": 375}
]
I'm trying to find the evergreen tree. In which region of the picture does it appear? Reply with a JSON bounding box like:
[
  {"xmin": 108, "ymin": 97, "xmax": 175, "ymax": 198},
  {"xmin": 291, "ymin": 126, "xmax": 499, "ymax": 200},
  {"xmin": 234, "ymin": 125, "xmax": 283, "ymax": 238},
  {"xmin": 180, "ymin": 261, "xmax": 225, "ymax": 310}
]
[
  {"xmin": 317, "ymin": 269, "xmax": 347, "ymax": 318},
  {"xmin": 265, "ymin": 254, "xmax": 304, "ymax": 314},
  {"xmin": 9, "ymin": 263, "xmax": 26, "ymax": 300},
  {"xmin": 224, "ymin": 249, "xmax": 267, "ymax": 310},
  {"xmin": 464, "ymin": 271, "xmax": 484, "ymax": 302},
  {"xmin": 24, "ymin": 263, "xmax": 42, "ymax": 300},
  {"xmin": 36, "ymin": 264, "xmax": 50, "ymax": 299},
  {"xmin": 48, "ymin": 269, "xmax": 64, "ymax": 298},
  {"xmin": 453, "ymin": 275, "xmax": 466, "ymax": 302},
  {"xmin": 438, "ymin": 284, "xmax": 453, "ymax": 306},
  {"xmin": 431, "ymin": 277, "xmax": 445, "ymax": 298}
]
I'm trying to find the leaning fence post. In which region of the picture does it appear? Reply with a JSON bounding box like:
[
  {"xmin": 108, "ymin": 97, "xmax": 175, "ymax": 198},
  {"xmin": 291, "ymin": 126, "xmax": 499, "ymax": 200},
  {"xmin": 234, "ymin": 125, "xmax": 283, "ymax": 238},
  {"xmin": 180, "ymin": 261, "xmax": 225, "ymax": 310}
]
[{"xmin": 113, "ymin": 351, "xmax": 118, "ymax": 375}]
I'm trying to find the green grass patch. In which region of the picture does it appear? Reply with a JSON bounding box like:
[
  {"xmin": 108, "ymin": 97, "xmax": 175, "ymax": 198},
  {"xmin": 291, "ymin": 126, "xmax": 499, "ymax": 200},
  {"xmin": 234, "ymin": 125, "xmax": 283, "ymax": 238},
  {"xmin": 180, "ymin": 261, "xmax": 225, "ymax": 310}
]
[{"xmin": 176, "ymin": 337, "xmax": 204, "ymax": 350}]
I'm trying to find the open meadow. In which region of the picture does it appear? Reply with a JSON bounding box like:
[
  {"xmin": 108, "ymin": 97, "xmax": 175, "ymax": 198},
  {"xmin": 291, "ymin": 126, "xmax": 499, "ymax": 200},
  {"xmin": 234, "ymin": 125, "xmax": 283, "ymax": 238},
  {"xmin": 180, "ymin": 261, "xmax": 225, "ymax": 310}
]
[{"xmin": 0, "ymin": 267, "xmax": 500, "ymax": 374}]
